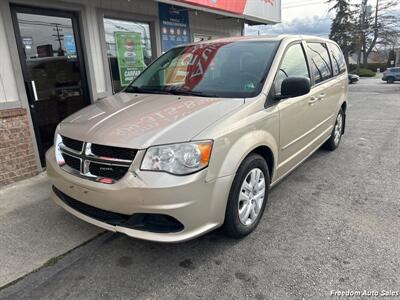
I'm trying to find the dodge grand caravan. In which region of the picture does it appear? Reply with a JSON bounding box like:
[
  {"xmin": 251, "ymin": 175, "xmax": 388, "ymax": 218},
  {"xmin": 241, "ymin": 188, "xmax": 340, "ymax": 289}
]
[{"xmin": 47, "ymin": 35, "xmax": 348, "ymax": 242}]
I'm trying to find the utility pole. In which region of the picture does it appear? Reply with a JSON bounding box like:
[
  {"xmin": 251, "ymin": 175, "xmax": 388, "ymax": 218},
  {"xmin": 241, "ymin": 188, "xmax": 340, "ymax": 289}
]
[
  {"xmin": 357, "ymin": 0, "xmax": 367, "ymax": 73},
  {"xmin": 52, "ymin": 23, "xmax": 64, "ymax": 56}
]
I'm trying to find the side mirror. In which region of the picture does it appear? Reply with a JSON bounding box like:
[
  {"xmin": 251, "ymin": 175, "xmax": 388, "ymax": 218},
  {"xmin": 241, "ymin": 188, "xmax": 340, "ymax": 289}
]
[{"xmin": 278, "ymin": 76, "xmax": 311, "ymax": 100}]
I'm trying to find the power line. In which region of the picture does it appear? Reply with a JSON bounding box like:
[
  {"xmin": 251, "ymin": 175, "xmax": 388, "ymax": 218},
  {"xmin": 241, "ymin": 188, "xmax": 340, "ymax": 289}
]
[
  {"xmin": 283, "ymin": 0, "xmax": 330, "ymax": 8},
  {"xmin": 283, "ymin": 3, "xmax": 330, "ymax": 8},
  {"xmin": 283, "ymin": 0, "xmax": 327, "ymax": 5}
]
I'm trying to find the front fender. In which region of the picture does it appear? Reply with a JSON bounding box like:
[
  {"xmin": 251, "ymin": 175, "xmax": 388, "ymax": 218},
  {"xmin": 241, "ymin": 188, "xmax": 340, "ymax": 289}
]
[{"xmin": 206, "ymin": 129, "xmax": 279, "ymax": 183}]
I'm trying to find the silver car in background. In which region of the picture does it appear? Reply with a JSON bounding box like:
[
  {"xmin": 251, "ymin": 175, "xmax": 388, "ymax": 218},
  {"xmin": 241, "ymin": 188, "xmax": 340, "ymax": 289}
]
[{"xmin": 382, "ymin": 67, "xmax": 400, "ymax": 83}]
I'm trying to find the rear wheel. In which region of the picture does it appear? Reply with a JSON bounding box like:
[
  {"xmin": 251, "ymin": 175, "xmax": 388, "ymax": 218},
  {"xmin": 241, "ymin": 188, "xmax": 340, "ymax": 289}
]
[
  {"xmin": 323, "ymin": 108, "xmax": 344, "ymax": 151},
  {"xmin": 223, "ymin": 154, "xmax": 270, "ymax": 238},
  {"xmin": 387, "ymin": 77, "xmax": 394, "ymax": 84}
]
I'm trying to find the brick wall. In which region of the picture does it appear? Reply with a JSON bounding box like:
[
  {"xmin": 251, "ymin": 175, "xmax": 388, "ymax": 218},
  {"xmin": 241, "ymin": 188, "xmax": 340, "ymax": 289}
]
[{"xmin": 0, "ymin": 108, "xmax": 39, "ymax": 186}]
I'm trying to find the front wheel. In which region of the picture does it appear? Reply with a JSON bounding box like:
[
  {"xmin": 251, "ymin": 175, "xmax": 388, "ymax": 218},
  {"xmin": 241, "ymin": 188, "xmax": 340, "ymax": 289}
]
[
  {"xmin": 223, "ymin": 154, "xmax": 270, "ymax": 238},
  {"xmin": 387, "ymin": 77, "xmax": 394, "ymax": 84},
  {"xmin": 323, "ymin": 108, "xmax": 344, "ymax": 151}
]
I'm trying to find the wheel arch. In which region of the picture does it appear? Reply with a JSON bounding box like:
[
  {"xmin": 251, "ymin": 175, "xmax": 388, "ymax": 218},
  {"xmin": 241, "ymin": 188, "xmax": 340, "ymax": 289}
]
[
  {"xmin": 207, "ymin": 130, "xmax": 278, "ymax": 183},
  {"xmin": 250, "ymin": 145, "xmax": 275, "ymax": 182},
  {"xmin": 387, "ymin": 76, "xmax": 395, "ymax": 82}
]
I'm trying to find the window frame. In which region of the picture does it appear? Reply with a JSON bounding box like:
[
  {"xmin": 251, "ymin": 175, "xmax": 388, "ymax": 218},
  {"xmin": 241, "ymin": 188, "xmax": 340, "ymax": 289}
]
[
  {"xmin": 97, "ymin": 8, "xmax": 159, "ymax": 96},
  {"xmin": 269, "ymin": 41, "xmax": 311, "ymax": 101}
]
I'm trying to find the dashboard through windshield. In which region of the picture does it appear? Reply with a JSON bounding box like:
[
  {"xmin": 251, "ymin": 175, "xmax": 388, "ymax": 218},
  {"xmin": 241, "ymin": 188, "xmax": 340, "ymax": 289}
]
[{"xmin": 126, "ymin": 40, "xmax": 279, "ymax": 98}]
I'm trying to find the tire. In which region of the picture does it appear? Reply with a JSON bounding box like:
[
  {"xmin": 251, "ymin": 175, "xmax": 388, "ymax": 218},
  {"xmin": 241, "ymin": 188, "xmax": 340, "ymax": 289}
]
[
  {"xmin": 387, "ymin": 77, "xmax": 394, "ymax": 84},
  {"xmin": 323, "ymin": 108, "xmax": 344, "ymax": 151},
  {"xmin": 223, "ymin": 153, "xmax": 270, "ymax": 238}
]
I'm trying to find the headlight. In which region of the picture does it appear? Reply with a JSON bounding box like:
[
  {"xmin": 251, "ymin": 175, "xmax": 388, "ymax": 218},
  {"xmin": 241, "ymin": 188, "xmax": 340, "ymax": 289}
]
[
  {"xmin": 141, "ymin": 141, "xmax": 213, "ymax": 175},
  {"xmin": 54, "ymin": 130, "xmax": 65, "ymax": 166}
]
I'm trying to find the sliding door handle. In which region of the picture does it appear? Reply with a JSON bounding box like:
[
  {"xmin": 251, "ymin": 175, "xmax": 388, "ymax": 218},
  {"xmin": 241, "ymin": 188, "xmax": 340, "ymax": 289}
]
[{"xmin": 308, "ymin": 97, "xmax": 319, "ymax": 105}]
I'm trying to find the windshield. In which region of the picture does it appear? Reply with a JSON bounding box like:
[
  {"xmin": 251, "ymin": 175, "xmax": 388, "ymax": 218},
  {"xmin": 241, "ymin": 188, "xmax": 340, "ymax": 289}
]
[{"xmin": 125, "ymin": 41, "xmax": 279, "ymax": 98}]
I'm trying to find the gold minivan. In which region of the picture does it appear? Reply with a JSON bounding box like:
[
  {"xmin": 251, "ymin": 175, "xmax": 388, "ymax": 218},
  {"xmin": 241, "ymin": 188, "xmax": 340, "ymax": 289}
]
[{"xmin": 47, "ymin": 35, "xmax": 348, "ymax": 242}]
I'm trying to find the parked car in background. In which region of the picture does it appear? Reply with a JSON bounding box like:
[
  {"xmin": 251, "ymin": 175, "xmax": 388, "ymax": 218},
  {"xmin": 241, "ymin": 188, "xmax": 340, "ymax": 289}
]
[
  {"xmin": 348, "ymin": 73, "xmax": 359, "ymax": 84},
  {"xmin": 47, "ymin": 35, "xmax": 348, "ymax": 242},
  {"xmin": 382, "ymin": 67, "xmax": 400, "ymax": 83}
]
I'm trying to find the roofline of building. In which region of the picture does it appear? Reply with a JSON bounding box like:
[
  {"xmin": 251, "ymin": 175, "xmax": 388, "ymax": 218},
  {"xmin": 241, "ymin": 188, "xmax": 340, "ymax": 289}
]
[{"xmin": 157, "ymin": 0, "xmax": 280, "ymax": 25}]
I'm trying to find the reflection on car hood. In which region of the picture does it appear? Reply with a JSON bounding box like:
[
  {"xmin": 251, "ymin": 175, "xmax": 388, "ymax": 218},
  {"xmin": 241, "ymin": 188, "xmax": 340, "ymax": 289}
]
[{"xmin": 59, "ymin": 92, "xmax": 243, "ymax": 149}]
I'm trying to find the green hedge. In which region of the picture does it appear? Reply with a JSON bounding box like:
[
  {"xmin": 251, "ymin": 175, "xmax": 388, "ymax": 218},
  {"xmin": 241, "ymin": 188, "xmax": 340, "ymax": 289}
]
[
  {"xmin": 349, "ymin": 68, "xmax": 376, "ymax": 77},
  {"xmin": 349, "ymin": 63, "xmax": 387, "ymax": 72}
]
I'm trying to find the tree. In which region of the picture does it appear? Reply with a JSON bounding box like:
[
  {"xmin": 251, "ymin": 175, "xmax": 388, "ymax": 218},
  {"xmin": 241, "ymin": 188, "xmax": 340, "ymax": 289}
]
[
  {"xmin": 358, "ymin": 0, "xmax": 400, "ymax": 67},
  {"xmin": 328, "ymin": 0, "xmax": 355, "ymax": 66}
]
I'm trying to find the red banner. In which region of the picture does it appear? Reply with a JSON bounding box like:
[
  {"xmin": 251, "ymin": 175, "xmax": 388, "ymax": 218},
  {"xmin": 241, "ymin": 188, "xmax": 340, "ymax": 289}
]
[
  {"xmin": 165, "ymin": 42, "xmax": 229, "ymax": 90},
  {"xmin": 177, "ymin": 0, "xmax": 247, "ymax": 14}
]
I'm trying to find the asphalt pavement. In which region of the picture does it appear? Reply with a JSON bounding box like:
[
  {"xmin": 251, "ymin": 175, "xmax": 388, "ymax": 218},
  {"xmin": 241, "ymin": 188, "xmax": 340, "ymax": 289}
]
[{"xmin": 1, "ymin": 77, "xmax": 399, "ymax": 300}]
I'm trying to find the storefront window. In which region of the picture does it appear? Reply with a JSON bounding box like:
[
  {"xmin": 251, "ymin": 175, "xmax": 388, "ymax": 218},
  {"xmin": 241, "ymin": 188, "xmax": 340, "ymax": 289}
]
[{"xmin": 103, "ymin": 17, "xmax": 152, "ymax": 93}]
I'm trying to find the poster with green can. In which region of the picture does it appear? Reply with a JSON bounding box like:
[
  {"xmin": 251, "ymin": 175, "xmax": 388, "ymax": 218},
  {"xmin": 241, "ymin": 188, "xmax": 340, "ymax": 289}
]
[{"xmin": 114, "ymin": 32, "xmax": 145, "ymax": 86}]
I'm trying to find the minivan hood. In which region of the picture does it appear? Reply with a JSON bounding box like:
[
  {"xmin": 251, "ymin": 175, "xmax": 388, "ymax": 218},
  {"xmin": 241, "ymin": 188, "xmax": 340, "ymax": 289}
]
[{"xmin": 59, "ymin": 93, "xmax": 243, "ymax": 149}]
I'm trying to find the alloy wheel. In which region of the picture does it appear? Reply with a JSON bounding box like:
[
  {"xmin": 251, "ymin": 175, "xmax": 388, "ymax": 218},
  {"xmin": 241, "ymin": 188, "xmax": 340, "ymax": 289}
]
[
  {"xmin": 238, "ymin": 168, "xmax": 266, "ymax": 226},
  {"xmin": 334, "ymin": 113, "xmax": 343, "ymax": 145}
]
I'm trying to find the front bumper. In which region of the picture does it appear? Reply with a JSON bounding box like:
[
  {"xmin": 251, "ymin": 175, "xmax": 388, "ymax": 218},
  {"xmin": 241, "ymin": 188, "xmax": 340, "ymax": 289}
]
[{"xmin": 46, "ymin": 147, "xmax": 233, "ymax": 242}]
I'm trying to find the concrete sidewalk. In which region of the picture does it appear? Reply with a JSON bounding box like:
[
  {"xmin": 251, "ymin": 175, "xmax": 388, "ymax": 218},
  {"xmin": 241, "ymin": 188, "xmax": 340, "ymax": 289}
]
[{"xmin": 0, "ymin": 172, "xmax": 102, "ymax": 288}]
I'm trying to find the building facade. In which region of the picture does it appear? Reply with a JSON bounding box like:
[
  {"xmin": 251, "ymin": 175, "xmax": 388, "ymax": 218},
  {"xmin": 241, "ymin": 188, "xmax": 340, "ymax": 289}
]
[{"xmin": 0, "ymin": 0, "xmax": 281, "ymax": 186}]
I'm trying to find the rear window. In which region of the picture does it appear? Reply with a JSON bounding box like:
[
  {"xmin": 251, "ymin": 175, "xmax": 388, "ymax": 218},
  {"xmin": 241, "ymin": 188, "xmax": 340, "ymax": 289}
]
[{"xmin": 328, "ymin": 43, "xmax": 346, "ymax": 76}]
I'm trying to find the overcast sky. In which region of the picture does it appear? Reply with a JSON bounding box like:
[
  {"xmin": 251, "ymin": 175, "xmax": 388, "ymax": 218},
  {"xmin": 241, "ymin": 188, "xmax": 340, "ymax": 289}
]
[
  {"xmin": 245, "ymin": 0, "xmax": 336, "ymax": 37},
  {"xmin": 245, "ymin": 0, "xmax": 400, "ymax": 38}
]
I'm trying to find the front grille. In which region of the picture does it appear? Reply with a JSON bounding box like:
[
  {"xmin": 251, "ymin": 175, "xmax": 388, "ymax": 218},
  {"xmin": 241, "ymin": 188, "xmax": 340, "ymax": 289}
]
[
  {"xmin": 62, "ymin": 153, "xmax": 81, "ymax": 171},
  {"xmin": 89, "ymin": 163, "xmax": 129, "ymax": 181},
  {"xmin": 57, "ymin": 137, "xmax": 136, "ymax": 183},
  {"xmin": 61, "ymin": 136, "xmax": 83, "ymax": 152},
  {"xmin": 91, "ymin": 144, "xmax": 136, "ymax": 160}
]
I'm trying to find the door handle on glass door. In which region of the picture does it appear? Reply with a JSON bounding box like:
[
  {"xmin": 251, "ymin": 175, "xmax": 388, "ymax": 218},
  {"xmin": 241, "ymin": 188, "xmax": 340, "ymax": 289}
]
[{"xmin": 31, "ymin": 81, "xmax": 38, "ymax": 101}]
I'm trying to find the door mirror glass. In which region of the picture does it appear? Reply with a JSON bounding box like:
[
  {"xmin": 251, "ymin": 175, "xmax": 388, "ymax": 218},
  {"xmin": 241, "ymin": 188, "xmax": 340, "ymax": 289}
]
[{"xmin": 279, "ymin": 76, "xmax": 311, "ymax": 99}]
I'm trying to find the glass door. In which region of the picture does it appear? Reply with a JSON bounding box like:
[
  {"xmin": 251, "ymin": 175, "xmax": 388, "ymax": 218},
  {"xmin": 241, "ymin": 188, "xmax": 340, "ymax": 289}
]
[{"xmin": 11, "ymin": 5, "xmax": 90, "ymax": 166}]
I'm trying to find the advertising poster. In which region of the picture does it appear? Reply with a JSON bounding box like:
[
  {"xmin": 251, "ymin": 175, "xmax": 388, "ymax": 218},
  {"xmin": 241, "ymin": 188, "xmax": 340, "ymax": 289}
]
[
  {"xmin": 159, "ymin": 3, "xmax": 190, "ymax": 53},
  {"xmin": 114, "ymin": 32, "xmax": 145, "ymax": 86},
  {"xmin": 64, "ymin": 35, "xmax": 76, "ymax": 55},
  {"xmin": 22, "ymin": 37, "xmax": 33, "ymax": 50}
]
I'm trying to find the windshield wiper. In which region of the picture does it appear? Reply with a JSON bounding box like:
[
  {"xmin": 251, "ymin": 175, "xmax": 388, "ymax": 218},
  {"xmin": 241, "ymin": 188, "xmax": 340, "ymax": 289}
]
[
  {"xmin": 126, "ymin": 86, "xmax": 219, "ymax": 97},
  {"xmin": 169, "ymin": 90, "xmax": 220, "ymax": 98},
  {"xmin": 125, "ymin": 86, "xmax": 174, "ymax": 95}
]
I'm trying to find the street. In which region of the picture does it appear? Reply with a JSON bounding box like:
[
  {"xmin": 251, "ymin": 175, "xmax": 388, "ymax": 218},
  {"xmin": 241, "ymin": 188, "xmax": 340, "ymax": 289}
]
[{"xmin": 1, "ymin": 77, "xmax": 399, "ymax": 300}]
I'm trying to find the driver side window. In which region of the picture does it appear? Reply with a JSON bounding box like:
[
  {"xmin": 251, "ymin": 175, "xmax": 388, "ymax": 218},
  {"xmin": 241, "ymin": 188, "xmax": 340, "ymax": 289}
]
[{"xmin": 274, "ymin": 43, "xmax": 310, "ymax": 94}]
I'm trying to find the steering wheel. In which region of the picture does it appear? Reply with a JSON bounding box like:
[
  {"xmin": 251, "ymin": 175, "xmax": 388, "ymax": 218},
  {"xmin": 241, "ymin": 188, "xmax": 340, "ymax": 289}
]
[{"xmin": 278, "ymin": 68, "xmax": 289, "ymax": 78}]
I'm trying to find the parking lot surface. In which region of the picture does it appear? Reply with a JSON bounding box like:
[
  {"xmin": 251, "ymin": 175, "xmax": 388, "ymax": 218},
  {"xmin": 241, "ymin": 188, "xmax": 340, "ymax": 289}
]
[{"xmin": 1, "ymin": 77, "xmax": 399, "ymax": 300}]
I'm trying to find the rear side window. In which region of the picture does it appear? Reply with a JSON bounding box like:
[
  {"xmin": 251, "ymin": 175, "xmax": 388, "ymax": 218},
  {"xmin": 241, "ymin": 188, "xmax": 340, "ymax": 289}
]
[
  {"xmin": 307, "ymin": 42, "xmax": 332, "ymax": 84},
  {"xmin": 274, "ymin": 43, "xmax": 310, "ymax": 94},
  {"xmin": 328, "ymin": 44, "xmax": 346, "ymax": 75}
]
